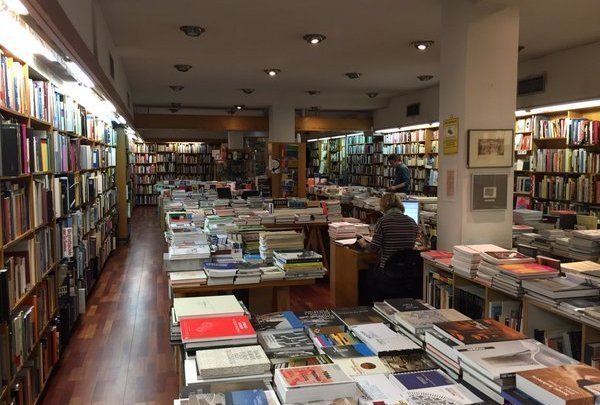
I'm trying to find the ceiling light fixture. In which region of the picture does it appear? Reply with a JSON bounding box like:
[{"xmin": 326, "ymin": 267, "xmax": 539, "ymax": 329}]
[
  {"xmin": 174, "ymin": 64, "xmax": 192, "ymax": 72},
  {"xmin": 5, "ymin": 0, "xmax": 28, "ymax": 15},
  {"xmin": 303, "ymin": 34, "xmax": 326, "ymax": 45},
  {"xmin": 417, "ymin": 75, "xmax": 434, "ymax": 81},
  {"xmin": 235, "ymin": 105, "xmax": 245, "ymax": 110},
  {"xmin": 241, "ymin": 88, "xmax": 255, "ymax": 94},
  {"xmin": 179, "ymin": 25, "xmax": 205, "ymax": 37},
  {"xmin": 345, "ymin": 72, "xmax": 362, "ymax": 79},
  {"xmin": 366, "ymin": 92, "xmax": 378, "ymax": 98},
  {"xmin": 169, "ymin": 85, "xmax": 184, "ymax": 91},
  {"xmin": 411, "ymin": 40, "xmax": 435, "ymax": 51},
  {"xmin": 264, "ymin": 68, "xmax": 281, "ymax": 77},
  {"xmin": 307, "ymin": 90, "xmax": 320, "ymax": 96}
]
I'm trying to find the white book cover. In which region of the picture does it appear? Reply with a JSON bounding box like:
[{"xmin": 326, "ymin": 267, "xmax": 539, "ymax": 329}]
[
  {"xmin": 332, "ymin": 356, "xmax": 391, "ymax": 377},
  {"xmin": 353, "ymin": 374, "xmax": 405, "ymax": 403},
  {"xmin": 394, "ymin": 309, "xmax": 470, "ymax": 334},
  {"xmin": 169, "ymin": 271, "xmax": 207, "ymax": 282},
  {"xmin": 351, "ymin": 323, "xmax": 420, "ymax": 353},
  {"xmin": 195, "ymin": 345, "xmax": 270, "ymax": 378},
  {"xmin": 455, "ymin": 339, "xmax": 578, "ymax": 381},
  {"xmin": 173, "ymin": 295, "xmax": 244, "ymax": 319}
]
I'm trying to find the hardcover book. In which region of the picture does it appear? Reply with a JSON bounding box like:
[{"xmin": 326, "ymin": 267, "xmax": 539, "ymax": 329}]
[
  {"xmin": 516, "ymin": 364, "xmax": 600, "ymax": 405},
  {"xmin": 251, "ymin": 311, "xmax": 304, "ymax": 331},
  {"xmin": 332, "ymin": 306, "xmax": 385, "ymax": 327},
  {"xmin": 180, "ymin": 315, "xmax": 256, "ymax": 343},
  {"xmin": 173, "ymin": 295, "xmax": 244, "ymax": 320},
  {"xmin": 433, "ymin": 319, "xmax": 527, "ymax": 345}
]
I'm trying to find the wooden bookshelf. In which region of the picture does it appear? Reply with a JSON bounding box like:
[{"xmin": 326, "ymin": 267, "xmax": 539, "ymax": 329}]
[
  {"xmin": 513, "ymin": 109, "xmax": 600, "ymax": 214},
  {"xmin": 0, "ymin": 45, "xmax": 120, "ymax": 403}
]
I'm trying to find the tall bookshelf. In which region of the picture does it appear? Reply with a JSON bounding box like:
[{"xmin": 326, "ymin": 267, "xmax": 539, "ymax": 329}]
[
  {"xmin": 513, "ymin": 110, "xmax": 600, "ymax": 214},
  {"xmin": 0, "ymin": 45, "xmax": 118, "ymax": 404},
  {"xmin": 382, "ymin": 128, "xmax": 439, "ymax": 195},
  {"xmin": 346, "ymin": 133, "xmax": 384, "ymax": 187},
  {"xmin": 307, "ymin": 137, "xmax": 347, "ymax": 183},
  {"xmin": 133, "ymin": 142, "xmax": 216, "ymax": 205}
]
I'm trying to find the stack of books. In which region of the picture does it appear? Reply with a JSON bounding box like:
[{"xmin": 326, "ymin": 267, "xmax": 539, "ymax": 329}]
[
  {"xmin": 234, "ymin": 263, "xmax": 262, "ymax": 285},
  {"xmin": 328, "ymin": 222, "xmax": 357, "ymax": 240},
  {"xmin": 393, "ymin": 308, "xmax": 470, "ymax": 340},
  {"xmin": 451, "ymin": 244, "xmax": 506, "ymax": 278},
  {"xmin": 259, "ymin": 265, "xmax": 285, "ymax": 281},
  {"xmin": 388, "ymin": 369, "xmax": 482, "ymax": 404},
  {"xmin": 180, "ymin": 314, "xmax": 257, "ymax": 350},
  {"xmin": 513, "ymin": 209, "xmax": 543, "ymax": 224},
  {"xmin": 258, "ymin": 231, "xmax": 304, "ymax": 262},
  {"xmin": 273, "ymin": 364, "xmax": 356, "ymax": 403},
  {"xmin": 273, "ymin": 251, "xmax": 326, "ymax": 279},
  {"xmin": 552, "ymin": 236, "xmax": 571, "ymax": 257},
  {"xmin": 322, "ymin": 200, "xmax": 342, "ymax": 222},
  {"xmin": 569, "ymin": 229, "xmax": 600, "ymax": 260},
  {"xmin": 273, "ymin": 210, "xmax": 295, "ymax": 224},
  {"xmin": 168, "ymin": 270, "xmax": 207, "ymax": 288},
  {"xmin": 522, "ymin": 275, "xmax": 599, "ymax": 307},
  {"xmin": 204, "ymin": 262, "xmax": 238, "ymax": 285},
  {"xmin": 561, "ymin": 260, "xmax": 600, "ymax": 286}
]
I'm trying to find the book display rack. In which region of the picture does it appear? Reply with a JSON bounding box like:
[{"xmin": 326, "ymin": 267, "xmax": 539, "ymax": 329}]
[{"xmin": 0, "ymin": 45, "xmax": 118, "ymax": 404}]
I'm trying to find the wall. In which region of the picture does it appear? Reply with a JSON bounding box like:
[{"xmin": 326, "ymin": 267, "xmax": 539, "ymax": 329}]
[
  {"xmin": 57, "ymin": 0, "xmax": 132, "ymax": 113},
  {"xmin": 374, "ymin": 40, "xmax": 600, "ymax": 129}
]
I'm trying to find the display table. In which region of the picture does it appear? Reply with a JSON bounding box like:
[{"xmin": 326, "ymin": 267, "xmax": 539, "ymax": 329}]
[
  {"xmin": 329, "ymin": 241, "xmax": 379, "ymax": 307},
  {"xmin": 170, "ymin": 278, "xmax": 316, "ymax": 313}
]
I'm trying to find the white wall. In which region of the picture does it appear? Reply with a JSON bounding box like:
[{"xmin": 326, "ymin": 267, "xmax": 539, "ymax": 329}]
[
  {"xmin": 374, "ymin": 40, "xmax": 600, "ymax": 129},
  {"xmin": 57, "ymin": 0, "xmax": 132, "ymax": 113}
]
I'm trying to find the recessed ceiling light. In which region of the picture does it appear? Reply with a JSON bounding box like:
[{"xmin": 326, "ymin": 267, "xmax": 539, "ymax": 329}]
[
  {"xmin": 241, "ymin": 88, "xmax": 255, "ymax": 94},
  {"xmin": 179, "ymin": 25, "xmax": 206, "ymax": 37},
  {"xmin": 417, "ymin": 75, "xmax": 434, "ymax": 81},
  {"xmin": 303, "ymin": 34, "xmax": 326, "ymax": 45},
  {"xmin": 235, "ymin": 105, "xmax": 245, "ymax": 110},
  {"xmin": 307, "ymin": 90, "xmax": 320, "ymax": 96},
  {"xmin": 171, "ymin": 102, "xmax": 182, "ymax": 108},
  {"xmin": 264, "ymin": 69, "xmax": 281, "ymax": 77},
  {"xmin": 169, "ymin": 108, "xmax": 179, "ymax": 113},
  {"xmin": 174, "ymin": 64, "xmax": 192, "ymax": 72},
  {"xmin": 411, "ymin": 40, "xmax": 435, "ymax": 51},
  {"xmin": 366, "ymin": 92, "xmax": 378, "ymax": 98},
  {"xmin": 345, "ymin": 72, "xmax": 362, "ymax": 79},
  {"xmin": 169, "ymin": 85, "xmax": 184, "ymax": 91}
]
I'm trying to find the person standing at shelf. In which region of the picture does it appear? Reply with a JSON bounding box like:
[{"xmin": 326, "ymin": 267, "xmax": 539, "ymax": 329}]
[{"xmin": 386, "ymin": 154, "xmax": 411, "ymax": 193}]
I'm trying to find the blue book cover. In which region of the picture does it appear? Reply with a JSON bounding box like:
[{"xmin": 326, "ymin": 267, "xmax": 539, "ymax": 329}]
[
  {"xmin": 204, "ymin": 262, "xmax": 238, "ymax": 271},
  {"xmin": 224, "ymin": 389, "xmax": 268, "ymax": 405},
  {"xmin": 392, "ymin": 370, "xmax": 455, "ymax": 390},
  {"xmin": 501, "ymin": 388, "xmax": 543, "ymax": 405},
  {"xmin": 321, "ymin": 343, "xmax": 375, "ymax": 358}
]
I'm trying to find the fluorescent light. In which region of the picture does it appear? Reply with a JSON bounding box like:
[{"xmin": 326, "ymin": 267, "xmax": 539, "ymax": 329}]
[
  {"xmin": 307, "ymin": 139, "xmax": 319, "ymax": 143},
  {"xmin": 66, "ymin": 61, "xmax": 95, "ymax": 88},
  {"xmin": 331, "ymin": 135, "xmax": 346, "ymax": 139},
  {"xmin": 515, "ymin": 110, "xmax": 528, "ymax": 117},
  {"xmin": 0, "ymin": 11, "xmax": 56, "ymax": 62},
  {"xmin": 528, "ymin": 99, "xmax": 600, "ymax": 115},
  {"xmin": 346, "ymin": 132, "xmax": 364, "ymax": 137},
  {"xmin": 399, "ymin": 122, "xmax": 439, "ymax": 131},
  {"xmin": 116, "ymin": 114, "xmax": 126, "ymax": 124},
  {"xmin": 4, "ymin": 0, "xmax": 28, "ymax": 15},
  {"xmin": 375, "ymin": 127, "xmax": 401, "ymax": 134}
]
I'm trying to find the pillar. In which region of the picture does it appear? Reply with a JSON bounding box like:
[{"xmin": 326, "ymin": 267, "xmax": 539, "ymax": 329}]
[{"xmin": 437, "ymin": 0, "xmax": 519, "ymax": 250}]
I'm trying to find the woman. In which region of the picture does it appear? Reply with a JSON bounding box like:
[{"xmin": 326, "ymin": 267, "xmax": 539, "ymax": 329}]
[{"xmin": 358, "ymin": 193, "xmax": 420, "ymax": 303}]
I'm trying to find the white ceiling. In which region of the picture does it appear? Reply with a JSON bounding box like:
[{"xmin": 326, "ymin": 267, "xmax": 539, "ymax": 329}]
[{"xmin": 97, "ymin": 0, "xmax": 600, "ymax": 113}]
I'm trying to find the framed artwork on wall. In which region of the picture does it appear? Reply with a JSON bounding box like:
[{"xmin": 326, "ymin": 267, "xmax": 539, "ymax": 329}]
[
  {"xmin": 471, "ymin": 173, "xmax": 509, "ymax": 211},
  {"xmin": 468, "ymin": 129, "xmax": 514, "ymax": 168}
]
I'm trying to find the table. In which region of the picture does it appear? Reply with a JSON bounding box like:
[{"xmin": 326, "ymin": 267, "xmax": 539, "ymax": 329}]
[
  {"xmin": 329, "ymin": 241, "xmax": 379, "ymax": 307},
  {"xmin": 264, "ymin": 222, "xmax": 330, "ymax": 271},
  {"xmin": 170, "ymin": 278, "xmax": 316, "ymax": 313}
]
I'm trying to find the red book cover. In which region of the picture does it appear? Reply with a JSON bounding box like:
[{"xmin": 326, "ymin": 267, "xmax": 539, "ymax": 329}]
[
  {"xmin": 421, "ymin": 251, "xmax": 453, "ymax": 261},
  {"xmin": 498, "ymin": 262, "xmax": 558, "ymax": 276},
  {"xmin": 180, "ymin": 315, "xmax": 256, "ymax": 343}
]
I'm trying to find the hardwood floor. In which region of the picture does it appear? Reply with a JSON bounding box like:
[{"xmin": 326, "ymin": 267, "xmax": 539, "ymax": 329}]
[{"xmin": 39, "ymin": 207, "xmax": 333, "ymax": 404}]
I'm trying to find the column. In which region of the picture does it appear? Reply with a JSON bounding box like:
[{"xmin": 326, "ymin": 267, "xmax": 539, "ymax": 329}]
[
  {"xmin": 437, "ymin": 0, "xmax": 519, "ymax": 250},
  {"xmin": 269, "ymin": 102, "xmax": 296, "ymax": 142}
]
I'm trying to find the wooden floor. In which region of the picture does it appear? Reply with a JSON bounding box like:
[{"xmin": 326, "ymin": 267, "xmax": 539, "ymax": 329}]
[{"xmin": 40, "ymin": 207, "xmax": 332, "ymax": 405}]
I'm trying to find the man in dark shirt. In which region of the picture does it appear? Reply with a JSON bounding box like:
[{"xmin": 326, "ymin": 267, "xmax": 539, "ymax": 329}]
[{"xmin": 386, "ymin": 154, "xmax": 411, "ymax": 193}]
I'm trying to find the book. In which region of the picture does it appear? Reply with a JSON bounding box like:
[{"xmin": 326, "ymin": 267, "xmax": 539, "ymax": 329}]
[
  {"xmin": 389, "ymin": 370, "xmax": 482, "ymax": 404},
  {"xmin": 173, "ymin": 295, "xmax": 244, "ymax": 320},
  {"xmin": 320, "ymin": 344, "xmax": 375, "ymax": 359},
  {"xmin": 295, "ymin": 309, "xmax": 343, "ymax": 329},
  {"xmin": 497, "ymin": 263, "xmax": 559, "ymax": 279},
  {"xmin": 433, "ymin": 319, "xmax": 527, "ymax": 345},
  {"xmin": 273, "ymin": 251, "xmax": 323, "ymax": 263},
  {"xmin": 180, "ymin": 315, "xmax": 256, "ymax": 344},
  {"xmin": 517, "ymin": 364, "xmax": 600, "ymax": 405},
  {"xmin": 258, "ymin": 330, "xmax": 314, "ymax": 352},
  {"xmin": 380, "ymin": 352, "xmax": 438, "ymax": 373},
  {"xmin": 332, "ymin": 356, "xmax": 391, "ymax": 376},
  {"xmin": 561, "ymin": 261, "xmax": 600, "ymax": 278},
  {"xmin": 394, "ymin": 309, "xmax": 470, "ymax": 335},
  {"xmin": 331, "ymin": 306, "xmax": 385, "ymax": 327},
  {"xmin": 480, "ymin": 251, "xmax": 536, "ymax": 265},
  {"xmin": 279, "ymin": 354, "xmax": 333, "ymax": 369},
  {"xmin": 273, "ymin": 364, "xmax": 356, "ymax": 404},
  {"xmin": 251, "ymin": 311, "xmax": 304, "ymax": 331},
  {"xmin": 194, "ymin": 345, "xmax": 270, "ymax": 378},
  {"xmin": 384, "ymin": 298, "xmax": 429, "ymax": 312},
  {"xmin": 420, "ymin": 251, "xmax": 453, "ymax": 261},
  {"xmin": 353, "ymin": 374, "xmax": 406, "ymax": 404},
  {"xmin": 351, "ymin": 323, "xmax": 420, "ymax": 354},
  {"xmin": 188, "ymin": 390, "xmax": 269, "ymax": 405}
]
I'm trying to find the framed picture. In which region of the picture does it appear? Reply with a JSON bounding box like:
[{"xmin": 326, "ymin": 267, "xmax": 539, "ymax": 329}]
[
  {"xmin": 471, "ymin": 174, "xmax": 508, "ymax": 211},
  {"xmin": 468, "ymin": 129, "xmax": 514, "ymax": 168}
]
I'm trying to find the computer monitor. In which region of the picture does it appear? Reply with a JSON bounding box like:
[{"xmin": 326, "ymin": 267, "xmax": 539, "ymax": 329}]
[
  {"xmin": 403, "ymin": 201, "xmax": 420, "ymax": 224},
  {"xmin": 216, "ymin": 187, "xmax": 233, "ymax": 199}
]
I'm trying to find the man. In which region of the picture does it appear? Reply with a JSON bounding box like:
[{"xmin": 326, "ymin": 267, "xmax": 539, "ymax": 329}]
[{"xmin": 386, "ymin": 154, "xmax": 411, "ymax": 193}]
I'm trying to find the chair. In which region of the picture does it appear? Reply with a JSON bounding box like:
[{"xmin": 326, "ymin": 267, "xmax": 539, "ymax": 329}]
[{"xmin": 372, "ymin": 249, "xmax": 423, "ymax": 302}]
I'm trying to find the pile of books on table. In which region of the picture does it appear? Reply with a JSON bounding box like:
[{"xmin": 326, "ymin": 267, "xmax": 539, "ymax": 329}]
[
  {"xmin": 234, "ymin": 263, "xmax": 262, "ymax": 285},
  {"xmin": 322, "ymin": 200, "xmax": 343, "ymax": 222},
  {"xmin": 259, "ymin": 266, "xmax": 285, "ymax": 281},
  {"xmin": 203, "ymin": 215, "xmax": 237, "ymax": 234},
  {"xmin": 522, "ymin": 273, "xmax": 600, "ymax": 307},
  {"xmin": 273, "ymin": 210, "xmax": 296, "ymax": 224},
  {"xmin": 258, "ymin": 231, "xmax": 304, "ymax": 262},
  {"xmin": 513, "ymin": 209, "xmax": 543, "ymax": 224},
  {"xmin": 168, "ymin": 270, "xmax": 207, "ymax": 288},
  {"xmin": 273, "ymin": 250, "xmax": 326, "ymax": 279},
  {"xmin": 204, "ymin": 262, "xmax": 238, "ymax": 285},
  {"xmin": 569, "ymin": 229, "xmax": 600, "ymax": 261},
  {"xmin": 328, "ymin": 221, "xmax": 357, "ymax": 240},
  {"xmin": 451, "ymin": 244, "xmax": 506, "ymax": 279}
]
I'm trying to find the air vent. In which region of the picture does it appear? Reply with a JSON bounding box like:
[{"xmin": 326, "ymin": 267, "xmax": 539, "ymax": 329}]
[
  {"xmin": 406, "ymin": 103, "xmax": 420, "ymax": 117},
  {"xmin": 518, "ymin": 75, "xmax": 545, "ymax": 96}
]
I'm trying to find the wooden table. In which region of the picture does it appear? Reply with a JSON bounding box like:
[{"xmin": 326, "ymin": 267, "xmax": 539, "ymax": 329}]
[
  {"xmin": 329, "ymin": 241, "xmax": 379, "ymax": 307},
  {"xmin": 170, "ymin": 278, "xmax": 316, "ymax": 313}
]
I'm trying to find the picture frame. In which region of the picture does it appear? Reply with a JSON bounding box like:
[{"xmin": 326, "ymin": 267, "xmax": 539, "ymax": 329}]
[
  {"xmin": 468, "ymin": 129, "xmax": 514, "ymax": 168},
  {"xmin": 471, "ymin": 174, "xmax": 509, "ymax": 211}
]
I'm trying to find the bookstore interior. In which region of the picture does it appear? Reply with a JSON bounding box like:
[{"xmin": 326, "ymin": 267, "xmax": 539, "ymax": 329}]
[{"xmin": 5, "ymin": 1, "xmax": 600, "ymax": 404}]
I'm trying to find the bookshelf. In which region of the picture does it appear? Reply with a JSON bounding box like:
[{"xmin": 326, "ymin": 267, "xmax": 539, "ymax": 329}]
[
  {"xmin": 513, "ymin": 110, "xmax": 600, "ymax": 214},
  {"xmin": 0, "ymin": 45, "xmax": 118, "ymax": 404},
  {"xmin": 133, "ymin": 142, "xmax": 216, "ymax": 205},
  {"xmin": 346, "ymin": 133, "xmax": 383, "ymax": 187},
  {"xmin": 307, "ymin": 137, "xmax": 348, "ymax": 184}
]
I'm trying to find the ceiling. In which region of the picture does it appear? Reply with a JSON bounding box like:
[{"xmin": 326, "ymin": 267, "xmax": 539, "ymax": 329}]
[{"xmin": 97, "ymin": 0, "xmax": 600, "ymax": 113}]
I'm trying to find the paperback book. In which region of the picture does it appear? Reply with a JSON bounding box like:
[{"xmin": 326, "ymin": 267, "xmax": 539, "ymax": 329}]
[{"xmin": 433, "ymin": 319, "xmax": 527, "ymax": 345}]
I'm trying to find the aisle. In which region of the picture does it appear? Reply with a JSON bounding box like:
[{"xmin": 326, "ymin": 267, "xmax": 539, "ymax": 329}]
[{"xmin": 41, "ymin": 207, "xmax": 179, "ymax": 405}]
